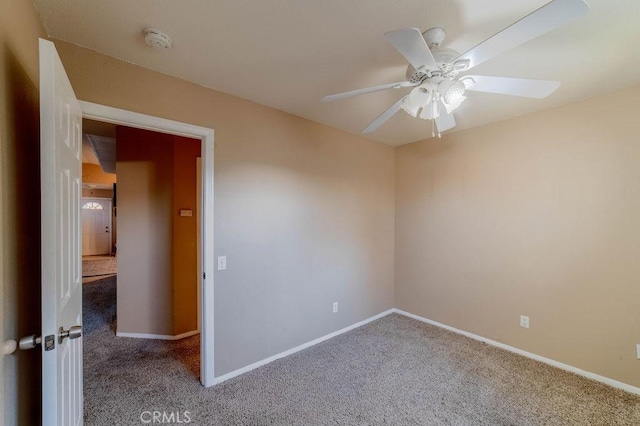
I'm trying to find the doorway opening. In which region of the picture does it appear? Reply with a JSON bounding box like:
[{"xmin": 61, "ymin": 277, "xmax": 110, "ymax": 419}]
[
  {"xmin": 81, "ymin": 119, "xmax": 205, "ymax": 411},
  {"xmin": 79, "ymin": 102, "xmax": 215, "ymax": 389},
  {"xmin": 81, "ymin": 120, "xmax": 118, "ymax": 284}
]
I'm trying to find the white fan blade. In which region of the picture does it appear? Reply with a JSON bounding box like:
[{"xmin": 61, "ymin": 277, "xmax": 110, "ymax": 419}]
[
  {"xmin": 435, "ymin": 99, "xmax": 456, "ymax": 132},
  {"xmin": 456, "ymin": 0, "xmax": 589, "ymax": 70},
  {"xmin": 384, "ymin": 28, "xmax": 438, "ymax": 71},
  {"xmin": 362, "ymin": 96, "xmax": 406, "ymax": 134},
  {"xmin": 322, "ymin": 81, "xmax": 415, "ymax": 103},
  {"xmin": 463, "ymin": 75, "xmax": 560, "ymax": 99}
]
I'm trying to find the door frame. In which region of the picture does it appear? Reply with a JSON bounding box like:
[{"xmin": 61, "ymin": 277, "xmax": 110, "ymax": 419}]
[
  {"xmin": 81, "ymin": 196, "xmax": 113, "ymax": 256},
  {"xmin": 80, "ymin": 101, "xmax": 216, "ymax": 387}
]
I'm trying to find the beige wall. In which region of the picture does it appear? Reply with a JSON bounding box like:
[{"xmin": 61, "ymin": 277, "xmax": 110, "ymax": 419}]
[
  {"xmin": 116, "ymin": 127, "xmax": 202, "ymax": 336},
  {"xmin": 117, "ymin": 127, "xmax": 200, "ymax": 336},
  {"xmin": 395, "ymin": 85, "xmax": 640, "ymax": 388},
  {"xmin": 0, "ymin": 0, "xmax": 47, "ymax": 425},
  {"xmin": 1, "ymin": 4, "xmax": 636, "ymax": 423},
  {"xmin": 117, "ymin": 126, "xmax": 174, "ymax": 335},
  {"xmin": 0, "ymin": 45, "xmax": 41, "ymax": 426},
  {"xmin": 54, "ymin": 40, "xmax": 396, "ymax": 375}
]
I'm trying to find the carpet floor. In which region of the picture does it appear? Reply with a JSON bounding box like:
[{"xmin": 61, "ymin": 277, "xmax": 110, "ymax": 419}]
[
  {"xmin": 82, "ymin": 255, "xmax": 117, "ymax": 278},
  {"xmin": 83, "ymin": 277, "xmax": 640, "ymax": 425}
]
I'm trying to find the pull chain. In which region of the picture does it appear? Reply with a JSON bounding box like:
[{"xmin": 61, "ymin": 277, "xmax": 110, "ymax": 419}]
[
  {"xmin": 432, "ymin": 99, "xmax": 441, "ymax": 138},
  {"xmin": 431, "ymin": 116, "xmax": 435, "ymax": 138}
]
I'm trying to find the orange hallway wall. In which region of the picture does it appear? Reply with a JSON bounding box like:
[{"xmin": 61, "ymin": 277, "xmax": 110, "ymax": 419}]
[
  {"xmin": 172, "ymin": 136, "xmax": 201, "ymax": 334},
  {"xmin": 82, "ymin": 162, "xmax": 116, "ymax": 185}
]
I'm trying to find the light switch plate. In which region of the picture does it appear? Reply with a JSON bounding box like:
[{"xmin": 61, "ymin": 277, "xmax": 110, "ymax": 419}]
[
  {"xmin": 637, "ymin": 344, "xmax": 640, "ymax": 360},
  {"xmin": 217, "ymin": 256, "xmax": 226, "ymax": 270}
]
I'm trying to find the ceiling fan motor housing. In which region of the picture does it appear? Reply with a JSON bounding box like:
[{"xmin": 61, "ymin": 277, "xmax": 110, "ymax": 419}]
[
  {"xmin": 406, "ymin": 48, "xmax": 461, "ymax": 82},
  {"xmin": 405, "ymin": 29, "xmax": 459, "ymax": 84},
  {"xmin": 423, "ymin": 27, "xmax": 446, "ymax": 48}
]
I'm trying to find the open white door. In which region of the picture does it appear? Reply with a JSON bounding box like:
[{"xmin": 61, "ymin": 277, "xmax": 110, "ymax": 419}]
[{"xmin": 40, "ymin": 38, "xmax": 83, "ymax": 426}]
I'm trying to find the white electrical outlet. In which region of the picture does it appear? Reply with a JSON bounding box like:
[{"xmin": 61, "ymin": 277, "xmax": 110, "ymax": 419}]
[
  {"xmin": 520, "ymin": 315, "xmax": 530, "ymax": 329},
  {"xmin": 636, "ymin": 344, "xmax": 640, "ymax": 360},
  {"xmin": 217, "ymin": 256, "xmax": 226, "ymax": 270},
  {"xmin": 333, "ymin": 302, "xmax": 338, "ymax": 313}
]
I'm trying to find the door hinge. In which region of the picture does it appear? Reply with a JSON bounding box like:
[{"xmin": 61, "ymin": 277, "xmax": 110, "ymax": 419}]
[{"xmin": 203, "ymin": 272, "xmax": 206, "ymax": 280}]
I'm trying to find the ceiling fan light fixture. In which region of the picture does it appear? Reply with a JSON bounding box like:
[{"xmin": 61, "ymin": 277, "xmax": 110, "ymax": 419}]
[
  {"xmin": 439, "ymin": 79, "xmax": 465, "ymax": 100},
  {"xmin": 402, "ymin": 86, "xmax": 432, "ymax": 117},
  {"xmin": 401, "ymin": 79, "xmax": 467, "ymax": 120},
  {"xmin": 443, "ymin": 95, "xmax": 466, "ymax": 115},
  {"xmin": 401, "ymin": 98, "xmax": 421, "ymax": 118},
  {"xmin": 439, "ymin": 79, "xmax": 467, "ymax": 114},
  {"xmin": 419, "ymin": 103, "xmax": 439, "ymax": 120},
  {"xmin": 408, "ymin": 86, "xmax": 431, "ymax": 105}
]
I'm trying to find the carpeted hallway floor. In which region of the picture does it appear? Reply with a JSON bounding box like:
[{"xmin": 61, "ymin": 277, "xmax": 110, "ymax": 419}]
[
  {"xmin": 83, "ymin": 276, "xmax": 640, "ymax": 425},
  {"xmin": 82, "ymin": 255, "xmax": 117, "ymax": 281}
]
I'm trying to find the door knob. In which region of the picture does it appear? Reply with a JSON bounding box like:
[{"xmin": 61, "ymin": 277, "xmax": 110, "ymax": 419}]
[
  {"xmin": 19, "ymin": 334, "xmax": 42, "ymax": 350},
  {"xmin": 58, "ymin": 325, "xmax": 82, "ymax": 344}
]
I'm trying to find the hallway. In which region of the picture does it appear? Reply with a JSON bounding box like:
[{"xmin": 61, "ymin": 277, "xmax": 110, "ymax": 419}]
[{"xmin": 82, "ymin": 276, "xmax": 199, "ymax": 424}]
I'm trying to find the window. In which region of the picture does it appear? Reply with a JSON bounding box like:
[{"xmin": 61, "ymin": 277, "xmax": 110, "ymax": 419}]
[{"xmin": 82, "ymin": 201, "xmax": 103, "ymax": 210}]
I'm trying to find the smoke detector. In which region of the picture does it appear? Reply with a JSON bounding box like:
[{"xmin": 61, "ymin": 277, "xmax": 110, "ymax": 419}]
[{"xmin": 144, "ymin": 28, "xmax": 172, "ymax": 49}]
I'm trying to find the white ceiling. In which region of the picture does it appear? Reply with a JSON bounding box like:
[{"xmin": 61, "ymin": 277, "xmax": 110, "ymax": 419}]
[{"xmin": 34, "ymin": 0, "xmax": 640, "ymax": 146}]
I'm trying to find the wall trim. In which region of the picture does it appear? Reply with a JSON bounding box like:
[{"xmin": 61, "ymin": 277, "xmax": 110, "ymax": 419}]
[
  {"xmin": 392, "ymin": 309, "xmax": 640, "ymax": 396},
  {"xmin": 116, "ymin": 330, "xmax": 200, "ymax": 341},
  {"xmin": 212, "ymin": 309, "xmax": 395, "ymax": 385},
  {"xmin": 80, "ymin": 100, "xmax": 216, "ymax": 387}
]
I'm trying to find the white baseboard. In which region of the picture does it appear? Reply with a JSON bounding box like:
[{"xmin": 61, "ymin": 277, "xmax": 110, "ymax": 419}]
[
  {"xmin": 116, "ymin": 329, "xmax": 200, "ymax": 341},
  {"xmin": 392, "ymin": 308, "xmax": 640, "ymax": 396},
  {"xmin": 213, "ymin": 309, "xmax": 395, "ymax": 385}
]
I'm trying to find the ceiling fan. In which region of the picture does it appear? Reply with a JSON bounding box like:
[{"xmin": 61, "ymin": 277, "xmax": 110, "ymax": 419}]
[{"xmin": 322, "ymin": 0, "xmax": 589, "ymax": 136}]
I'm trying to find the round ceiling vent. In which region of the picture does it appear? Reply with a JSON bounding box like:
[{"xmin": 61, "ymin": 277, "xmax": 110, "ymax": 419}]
[{"xmin": 144, "ymin": 28, "xmax": 172, "ymax": 49}]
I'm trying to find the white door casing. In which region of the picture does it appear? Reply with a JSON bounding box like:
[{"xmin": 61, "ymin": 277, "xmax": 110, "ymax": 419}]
[
  {"xmin": 196, "ymin": 158, "xmax": 202, "ymax": 334},
  {"xmin": 40, "ymin": 38, "xmax": 83, "ymax": 426},
  {"xmin": 81, "ymin": 197, "xmax": 112, "ymax": 256}
]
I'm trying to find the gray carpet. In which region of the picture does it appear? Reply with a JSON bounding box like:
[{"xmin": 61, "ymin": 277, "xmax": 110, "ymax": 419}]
[{"xmin": 83, "ymin": 277, "xmax": 640, "ymax": 425}]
